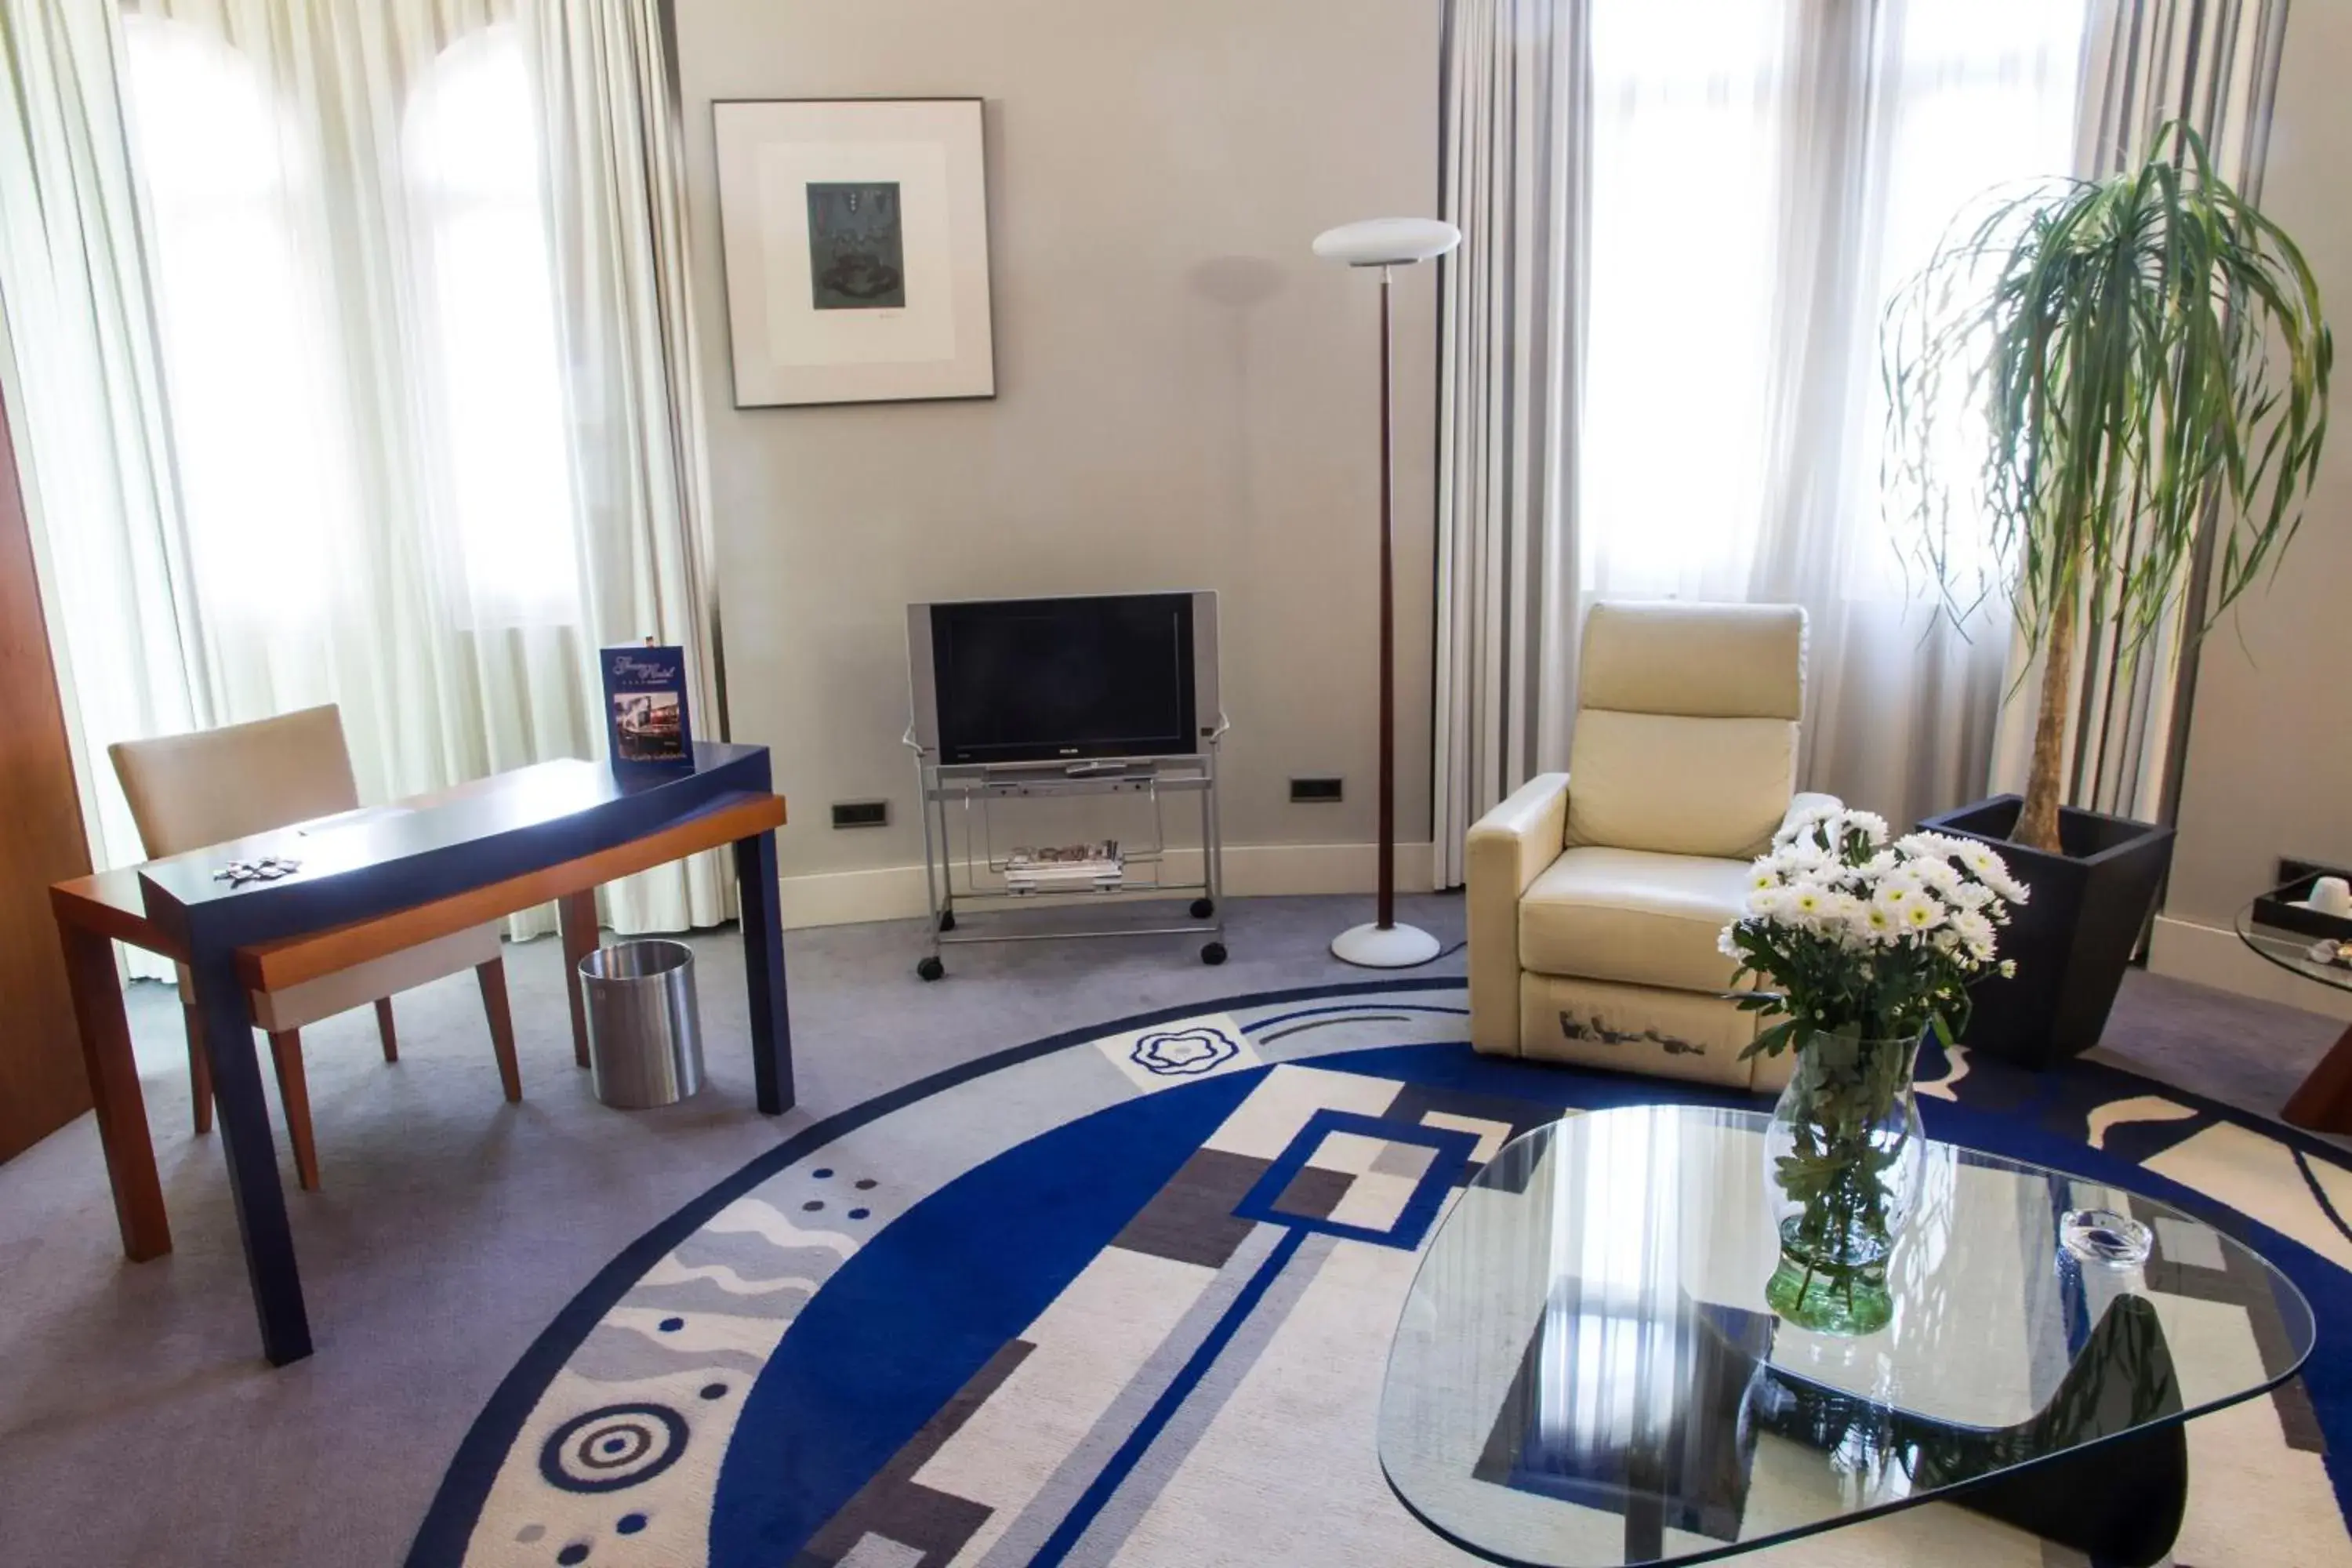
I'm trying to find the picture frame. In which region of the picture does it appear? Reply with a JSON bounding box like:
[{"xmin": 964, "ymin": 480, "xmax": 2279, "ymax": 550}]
[{"xmin": 712, "ymin": 96, "xmax": 996, "ymax": 408}]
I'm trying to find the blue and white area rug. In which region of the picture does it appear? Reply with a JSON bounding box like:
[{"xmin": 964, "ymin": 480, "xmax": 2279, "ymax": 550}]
[{"xmin": 408, "ymin": 980, "xmax": 2352, "ymax": 1568}]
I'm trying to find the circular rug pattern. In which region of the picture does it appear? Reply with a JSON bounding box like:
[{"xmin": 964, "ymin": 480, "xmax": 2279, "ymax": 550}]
[{"xmin": 408, "ymin": 979, "xmax": 2352, "ymax": 1568}]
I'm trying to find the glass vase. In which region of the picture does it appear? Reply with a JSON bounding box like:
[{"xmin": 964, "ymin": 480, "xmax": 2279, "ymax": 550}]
[{"xmin": 1762, "ymin": 1029, "xmax": 1926, "ymax": 1336}]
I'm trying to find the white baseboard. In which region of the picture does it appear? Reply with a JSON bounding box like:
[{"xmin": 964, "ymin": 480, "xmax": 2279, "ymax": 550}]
[
  {"xmin": 2147, "ymin": 913, "xmax": 2352, "ymax": 1022},
  {"xmin": 777, "ymin": 842, "xmax": 1438, "ymax": 931}
]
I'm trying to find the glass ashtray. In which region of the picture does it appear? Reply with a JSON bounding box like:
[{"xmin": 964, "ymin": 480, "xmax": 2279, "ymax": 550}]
[{"xmin": 2060, "ymin": 1207, "xmax": 2153, "ymax": 1265}]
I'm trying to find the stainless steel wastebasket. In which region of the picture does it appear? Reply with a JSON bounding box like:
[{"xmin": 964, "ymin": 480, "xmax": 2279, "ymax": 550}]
[{"xmin": 581, "ymin": 939, "xmax": 705, "ymax": 1109}]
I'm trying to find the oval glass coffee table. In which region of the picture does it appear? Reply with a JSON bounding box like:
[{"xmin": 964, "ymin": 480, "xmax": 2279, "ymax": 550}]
[
  {"xmin": 1378, "ymin": 1105, "xmax": 2313, "ymax": 1568},
  {"xmin": 2234, "ymin": 890, "xmax": 2352, "ymax": 1131}
]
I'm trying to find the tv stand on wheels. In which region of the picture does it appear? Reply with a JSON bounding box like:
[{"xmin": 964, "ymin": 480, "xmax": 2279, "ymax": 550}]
[{"xmin": 905, "ymin": 743, "xmax": 1228, "ymax": 978}]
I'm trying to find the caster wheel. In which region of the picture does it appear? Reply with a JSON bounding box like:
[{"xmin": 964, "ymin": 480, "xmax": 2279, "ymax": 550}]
[
  {"xmin": 1200, "ymin": 942, "xmax": 1227, "ymax": 966},
  {"xmin": 916, "ymin": 956, "xmax": 946, "ymax": 982},
  {"xmin": 938, "ymin": 910, "xmax": 956, "ymax": 932},
  {"xmin": 1189, "ymin": 898, "xmax": 1214, "ymax": 920}
]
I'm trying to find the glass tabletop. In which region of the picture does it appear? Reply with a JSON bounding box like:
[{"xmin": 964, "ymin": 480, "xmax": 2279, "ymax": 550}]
[
  {"xmin": 1377, "ymin": 1105, "xmax": 2313, "ymax": 1568},
  {"xmin": 2235, "ymin": 891, "xmax": 2352, "ymax": 995}
]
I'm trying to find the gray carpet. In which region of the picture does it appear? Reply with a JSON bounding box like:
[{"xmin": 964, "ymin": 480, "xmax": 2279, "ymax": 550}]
[{"xmin": 0, "ymin": 891, "xmax": 2338, "ymax": 1568}]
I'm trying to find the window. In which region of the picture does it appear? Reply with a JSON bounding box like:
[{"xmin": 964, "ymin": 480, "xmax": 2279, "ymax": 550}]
[
  {"xmin": 117, "ymin": 16, "xmax": 580, "ymax": 633},
  {"xmin": 1576, "ymin": 0, "xmax": 2088, "ymax": 604},
  {"xmin": 122, "ymin": 16, "xmax": 345, "ymax": 620},
  {"xmin": 404, "ymin": 25, "xmax": 582, "ymax": 626}
]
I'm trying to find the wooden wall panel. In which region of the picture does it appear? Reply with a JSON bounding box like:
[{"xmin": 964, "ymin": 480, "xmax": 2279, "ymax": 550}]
[{"xmin": 0, "ymin": 379, "xmax": 96, "ymax": 1160}]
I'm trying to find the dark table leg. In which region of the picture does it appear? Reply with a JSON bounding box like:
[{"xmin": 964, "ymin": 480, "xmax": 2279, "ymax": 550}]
[
  {"xmin": 56, "ymin": 919, "xmax": 172, "ymax": 1260},
  {"xmin": 733, "ymin": 828, "xmax": 794, "ymax": 1115},
  {"xmin": 2284, "ymin": 1017, "xmax": 2352, "ymax": 1133},
  {"xmin": 1948, "ymin": 1417, "xmax": 2187, "ymax": 1566},
  {"xmin": 1753, "ymin": 1294, "xmax": 2186, "ymax": 1566},
  {"xmin": 189, "ymin": 948, "xmax": 312, "ymax": 1365}
]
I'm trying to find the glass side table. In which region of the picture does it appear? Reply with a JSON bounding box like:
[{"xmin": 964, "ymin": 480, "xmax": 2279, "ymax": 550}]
[
  {"xmin": 1379, "ymin": 1105, "xmax": 2313, "ymax": 1568},
  {"xmin": 2234, "ymin": 887, "xmax": 2352, "ymax": 1132}
]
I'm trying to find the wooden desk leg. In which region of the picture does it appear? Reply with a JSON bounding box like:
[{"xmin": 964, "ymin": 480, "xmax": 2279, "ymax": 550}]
[
  {"xmin": 733, "ymin": 829, "xmax": 795, "ymax": 1115},
  {"xmin": 56, "ymin": 920, "xmax": 172, "ymax": 1261},
  {"xmin": 558, "ymin": 890, "xmax": 598, "ymax": 1070},
  {"xmin": 190, "ymin": 948, "xmax": 312, "ymax": 1365},
  {"xmin": 2283, "ymin": 1018, "xmax": 2352, "ymax": 1134}
]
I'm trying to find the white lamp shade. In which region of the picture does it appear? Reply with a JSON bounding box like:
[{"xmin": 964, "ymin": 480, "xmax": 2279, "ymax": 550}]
[{"xmin": 1312, "ymin": 217, "xmax": 1462, "ymax": 267}]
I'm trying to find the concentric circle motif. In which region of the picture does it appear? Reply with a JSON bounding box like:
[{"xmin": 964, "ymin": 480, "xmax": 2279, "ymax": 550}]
[{"xmin": 537, "ymin": 1404, "xmax": 688, "ymax": 1494}]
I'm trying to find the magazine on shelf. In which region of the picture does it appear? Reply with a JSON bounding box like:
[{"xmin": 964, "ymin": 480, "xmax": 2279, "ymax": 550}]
[{"xmin": 1006, "ymin": 840, "xmax": 1123, "ymax": 891}]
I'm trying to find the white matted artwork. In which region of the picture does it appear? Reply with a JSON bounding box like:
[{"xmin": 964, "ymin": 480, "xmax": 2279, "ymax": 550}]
[{"xmin": 713, "ymin": 97, "xmax": 996, "ymax": 408}]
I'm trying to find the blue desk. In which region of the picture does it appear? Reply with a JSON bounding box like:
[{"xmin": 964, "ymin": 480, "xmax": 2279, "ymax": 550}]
[{"xmin": 122, "ymin": 742, "xmax": 793, "ymax": 1365}]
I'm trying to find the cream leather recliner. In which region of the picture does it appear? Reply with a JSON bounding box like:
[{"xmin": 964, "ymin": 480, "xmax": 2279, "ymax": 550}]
[{"xmin": 1466, "ymin": 601, "xmax": 1837, "ymax": 1091}]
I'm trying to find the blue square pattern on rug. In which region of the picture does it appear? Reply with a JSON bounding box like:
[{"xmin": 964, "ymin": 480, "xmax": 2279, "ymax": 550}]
[{"xmin": 1232, "ymin": 1109, "xmax": 1479, "ymax": 1250}]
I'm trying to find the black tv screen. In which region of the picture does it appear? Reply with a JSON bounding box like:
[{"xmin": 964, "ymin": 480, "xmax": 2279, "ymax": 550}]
[{"xmin": 926, "ymin": 594, "xmax": 1200, "ymax": 764}]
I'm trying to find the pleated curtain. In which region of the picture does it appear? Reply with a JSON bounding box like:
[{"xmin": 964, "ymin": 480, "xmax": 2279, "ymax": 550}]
[
  {"xmin": 1983, "ymin": 0, "xmax": 2292, "ymax": 829},
  {"xmin": 1430, "ymin": 0, "xmax": 1588, "ymax": 889},
  {"xmin": 0, "ymin": 0, "xmax": 727, "ymax": 976},
  {"xmin": 1432, "ymin": 0, "xmax": 2087, "ymax": 885}
]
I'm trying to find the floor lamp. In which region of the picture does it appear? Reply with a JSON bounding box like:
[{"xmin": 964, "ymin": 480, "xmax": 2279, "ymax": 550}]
[{"xmin": 1314, "ymin": 216, "xmax": 1461, "ymax": 969}]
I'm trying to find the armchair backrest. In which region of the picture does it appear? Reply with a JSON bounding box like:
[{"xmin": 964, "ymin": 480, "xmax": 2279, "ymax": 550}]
[
  {"xmin": 1563, "ymin": 601, "xmax": 1806, "ymax": 860},
  {"xmin": 110, "ymin": 704, "xmax": 361, "ymax": 858}
]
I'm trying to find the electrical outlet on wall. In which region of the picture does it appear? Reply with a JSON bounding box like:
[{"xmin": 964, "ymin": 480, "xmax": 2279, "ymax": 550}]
[
  {"xmin": 1290, "ymin": 777, "xmax": 1343, "ymax": 804},
  {"xmin": 831, "ymin": 800, "xmax": 890, "ymax": 829}
]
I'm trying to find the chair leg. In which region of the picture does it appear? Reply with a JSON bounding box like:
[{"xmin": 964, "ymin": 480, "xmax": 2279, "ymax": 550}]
[
  {"xmin": 267, "ymin": 1029, "xmax": 321, "ymax": 1192},
  {"xmin": 182, "ymin": 1000, "xmax": 214, "ymax": 1136},
  {"xmin": 476, "ymin": 956, "xmax": 522, "ymax": 1104},
  {"xmin": 374, "ymin": 996, "xmax": 398, "ymax": 1063}
]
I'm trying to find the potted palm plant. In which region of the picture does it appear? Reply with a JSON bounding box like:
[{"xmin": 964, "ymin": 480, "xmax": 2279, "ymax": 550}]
[{"xmin": 1886, "ymin": 125, "xmax": 2331, "ymax": 1068}]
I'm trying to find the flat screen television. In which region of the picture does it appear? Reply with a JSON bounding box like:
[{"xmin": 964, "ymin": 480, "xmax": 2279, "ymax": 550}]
[{"xmin": 907, "ymin": 591, "xmax": 1220, "ymax": 765}]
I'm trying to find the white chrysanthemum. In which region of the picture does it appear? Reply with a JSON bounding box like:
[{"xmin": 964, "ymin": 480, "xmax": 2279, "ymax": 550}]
[
  {"xmin": 1901, "ymin": 899, "xmax": 1944, "ymax": 931},
  {"xmin": 1748, "ymin": 864, "xmax": 1782, "ymax": 892},
  {"xmin": 1896, "ymin": 830, "xmax": 1966, "ymax": 861},
  {"xmin": 1911, "ymin": 856, "xmax": 1962, "ymax": 894},
  {"xmin": 1948, "ymin": 880, "xmax": 1996, "ymax": 910},
  {"xmin": 1951, "ymin": 908, "xmax": 1997, "ymax": 960},
  {"xmin": 1786, "ymin": 881, "xmax": 1831, "ymax": 918},
  {"xmin": 1718, "ymin": 925, "xmax": 1741, "ymax": 959},
  {"xmin": 1778, "ymin": 843, "xmax": 1831, "ymax": 877},
  {"xmin": 1847, "ymin": 810, "xmax": 1892, "ymax": 846},
  {"xmin": 1985, "ymin": 866, "xmax": 2030, "ymax": 904},
  {"xmin": 1748, "ymin": 887, "xmax": 1787, "ymax": 918}
]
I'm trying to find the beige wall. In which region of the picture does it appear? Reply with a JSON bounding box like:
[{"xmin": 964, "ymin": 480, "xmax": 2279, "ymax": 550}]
[
  {"xmin": 2155, "ymin": 0, "xmax": 2352, "ymax": 1009},
  {"xmin": 673, "ymin": 0, "xmax": 1442, "ymax": 919}
]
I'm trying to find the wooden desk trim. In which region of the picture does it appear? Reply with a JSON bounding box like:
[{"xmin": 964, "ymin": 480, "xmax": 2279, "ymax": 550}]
[
  {"xmin": 238, "ymin": 793, "xmax": 783, "ymax": 991},
  {"xmin": 49, "ymin": 794, "xmax": 786, "ymax": 989}
]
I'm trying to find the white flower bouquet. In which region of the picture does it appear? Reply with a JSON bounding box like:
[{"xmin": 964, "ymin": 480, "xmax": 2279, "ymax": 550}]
[
  {"xmin": 1722, "ymin": 804, "xmax": 2026, "ymax": 1060},
  {"xmin": 1726, "ymin": 805, "xmax": 2028, "ymax": 1330}
]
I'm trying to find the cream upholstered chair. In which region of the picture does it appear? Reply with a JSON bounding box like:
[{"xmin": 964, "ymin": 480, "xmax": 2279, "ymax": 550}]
[
  {"xmin": 110, "ymin": 706, "xmax": 517, "ymax": 1189},
  {"xmin": 1465, "ymin": 602, "xmax": 1837, "ymax": 1091}
]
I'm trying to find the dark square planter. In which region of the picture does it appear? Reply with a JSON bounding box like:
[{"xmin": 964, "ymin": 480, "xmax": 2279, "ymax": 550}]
[{"xmin": 1918, "ymin": 795, "xmax": 2176, "ymax": 1070}]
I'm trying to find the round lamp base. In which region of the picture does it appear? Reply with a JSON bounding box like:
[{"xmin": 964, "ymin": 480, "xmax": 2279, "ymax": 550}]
[{"xmin": 1330, "ymin": 921, "xmax": 1443, "ymax": 970}]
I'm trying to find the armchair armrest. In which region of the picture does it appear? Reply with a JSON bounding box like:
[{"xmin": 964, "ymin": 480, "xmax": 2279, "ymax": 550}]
[{"xmin": 1465, "ymin": 772, "xmax": 1570, "ymax": 1055}]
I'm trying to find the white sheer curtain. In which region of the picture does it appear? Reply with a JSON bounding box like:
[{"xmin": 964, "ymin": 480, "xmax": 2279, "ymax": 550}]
[
  {"xmin": 0, "ymin": 0, "xmax": 726, "ymax": 977},
  {"xmin": 1436, "ymin": 0, "xmax": 2094, "ymax": 872},
  {"xmin": 1577, "ymin": 0, "xmax": 2088, "ymax": 829}
]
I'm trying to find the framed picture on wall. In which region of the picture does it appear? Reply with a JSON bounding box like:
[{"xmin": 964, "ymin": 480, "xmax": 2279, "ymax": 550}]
[{"xmin": 713, "ymin": 97, "xmax": 996, "ymax": 408}]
